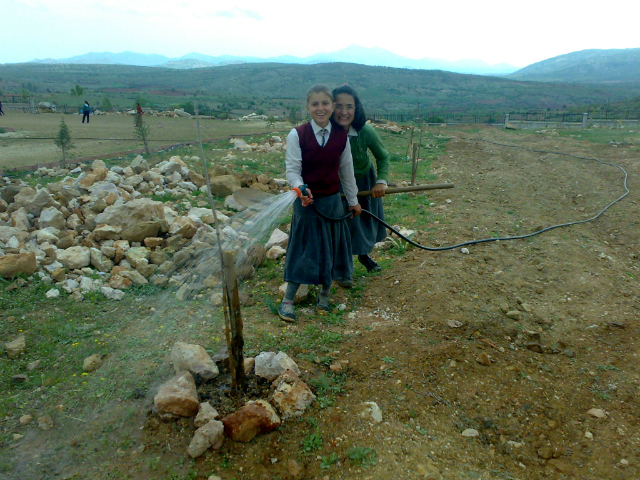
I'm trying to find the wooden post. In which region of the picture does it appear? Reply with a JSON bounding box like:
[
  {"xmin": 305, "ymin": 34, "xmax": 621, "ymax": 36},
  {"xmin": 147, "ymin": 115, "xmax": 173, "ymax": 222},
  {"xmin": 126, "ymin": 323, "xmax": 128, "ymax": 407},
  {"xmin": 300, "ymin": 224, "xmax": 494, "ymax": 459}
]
[
  {"xmin": 222, "ymin": 251, "xmax": 246, "ymax": 392},
  {"xmin": 405, "ymin": 127, "xmax": 414, "ymax": 161},
  {"xmin": 411, "ymin": 143, "xmax": 419, "ymax": 186}
]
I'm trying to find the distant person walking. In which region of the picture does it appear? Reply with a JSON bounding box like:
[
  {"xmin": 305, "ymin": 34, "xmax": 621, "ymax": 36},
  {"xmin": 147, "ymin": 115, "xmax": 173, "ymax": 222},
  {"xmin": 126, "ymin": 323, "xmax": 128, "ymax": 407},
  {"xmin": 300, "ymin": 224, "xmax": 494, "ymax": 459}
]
[
  {"xmin": 82, "ymin": 101, "xmax": 90, "ymax": 123},
  {"xmin": 0, "ymin": 101, "xmax": 4, "ymax": 116}
]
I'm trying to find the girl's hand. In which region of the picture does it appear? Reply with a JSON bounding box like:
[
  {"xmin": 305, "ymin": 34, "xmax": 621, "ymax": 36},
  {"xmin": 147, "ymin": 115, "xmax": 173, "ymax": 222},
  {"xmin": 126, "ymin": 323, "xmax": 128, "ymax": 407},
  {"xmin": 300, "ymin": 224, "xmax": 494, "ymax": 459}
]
[
  {"xmin": 371, "ymin": 183, "xmax": 386, "ymax": 198},
  {"xmin": 301, "ymin": 188, "xmax": 313, "ymax": 207},
  {"xmin": 349, "ymin": 203, "xmax": 362, "ymax": 217}
]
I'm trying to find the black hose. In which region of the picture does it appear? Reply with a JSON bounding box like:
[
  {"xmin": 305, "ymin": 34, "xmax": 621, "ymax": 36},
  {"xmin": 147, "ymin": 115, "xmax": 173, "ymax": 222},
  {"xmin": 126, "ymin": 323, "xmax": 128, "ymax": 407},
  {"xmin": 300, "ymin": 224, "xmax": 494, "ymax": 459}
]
[{"xmin": 310, "ymin": 141, "xmax": 630, "ymax": 252}]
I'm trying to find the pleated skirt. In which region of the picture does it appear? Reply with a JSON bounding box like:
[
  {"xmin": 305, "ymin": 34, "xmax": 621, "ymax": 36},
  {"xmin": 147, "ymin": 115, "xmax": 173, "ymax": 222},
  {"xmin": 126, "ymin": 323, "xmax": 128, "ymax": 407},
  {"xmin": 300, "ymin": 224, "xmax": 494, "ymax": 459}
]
[
  {"xmin": 344, "ymin": 166, "xmax": 387, "ymax": 255},
  {"xmin": 284, "ymin": 193, "xmax": 353, "ymax": 285}
]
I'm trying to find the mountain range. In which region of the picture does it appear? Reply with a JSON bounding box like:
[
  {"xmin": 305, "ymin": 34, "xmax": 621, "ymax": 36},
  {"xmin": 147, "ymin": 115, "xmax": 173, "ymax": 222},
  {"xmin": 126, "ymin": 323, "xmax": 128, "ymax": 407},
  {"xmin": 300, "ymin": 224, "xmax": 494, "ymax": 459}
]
[
  {"xmin": 29, "ymin": 45, "xmax": 518, "ymax": 76},
  {"xmin": 507, "ymin": 47, "xmax": 640, "ymax": 83}
]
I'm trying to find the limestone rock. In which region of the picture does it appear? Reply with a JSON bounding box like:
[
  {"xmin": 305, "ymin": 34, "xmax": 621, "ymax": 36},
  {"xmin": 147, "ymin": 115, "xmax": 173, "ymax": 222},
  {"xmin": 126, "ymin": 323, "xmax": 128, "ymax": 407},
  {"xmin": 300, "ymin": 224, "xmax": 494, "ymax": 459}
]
[
  {"xmin": 38, "ymin": 206, "xmax": 66, "ymax": 230},
  {"xmin": 267, "ymin": 246, "xmax": 286, "ymax": 260},
  {"xmin": 171, "ymin": 342, "xmax": 219, "ymax": 380},
  {"xmin": 169, "ymin": 216, "xmax": 198, "ymax": 239},
  {"xmin": 221, "ymin": 400, "xmax": 281, "ymax": 442},
  {"xmin": 194, "ymin": 402, "xmax": 220, "ymax": 428},
  {"xmin": 208, "ymin": 175, "xmax": 241, "ymax": 197},
  {"xmin": 154, "ymin": 371, "xmax": 199, "ymax": 419},
  {"xmin": 0, "ymin": 252, "xmax": 37, "ymax": 278},
  {"xmin": 83, "ymin": 354, "xmax": 102, "ymax": 372},
  {"xmin": 271, "ymin": 370, "xmax": 316, "ymax": 418},
  {"xmin": 5, "ymin": 335, "xmax": 26, "ymax": 359},
  {"xmin": 56, "ymin": 246, "xmax": 91, "ymax": 269},
  {"xmin": 254, "ymin": 351, "xmax": 300, "ymax": 381},
  {"xmin": 94, "ymin": 199, "xmax": 167, "ymax": 242},
  {"xmin": 359, "ymin": 401, "xmax": 383, "ymax": 424},
  {"xmin": 266, "ymin": 228, "xmax": 288, "ymax": 249},
  {"xmin": 187, "ymin": 420, "xmax": 225, "ymax": 458}
]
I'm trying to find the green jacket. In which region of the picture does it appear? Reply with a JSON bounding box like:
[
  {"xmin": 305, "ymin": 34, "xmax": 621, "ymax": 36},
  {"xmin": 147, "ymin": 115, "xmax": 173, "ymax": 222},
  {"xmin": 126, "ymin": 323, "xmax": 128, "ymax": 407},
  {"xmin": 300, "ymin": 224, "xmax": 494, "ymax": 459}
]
[{"xmin": 349, "ymin": 123, "xmax": 390, "ymax": 182}]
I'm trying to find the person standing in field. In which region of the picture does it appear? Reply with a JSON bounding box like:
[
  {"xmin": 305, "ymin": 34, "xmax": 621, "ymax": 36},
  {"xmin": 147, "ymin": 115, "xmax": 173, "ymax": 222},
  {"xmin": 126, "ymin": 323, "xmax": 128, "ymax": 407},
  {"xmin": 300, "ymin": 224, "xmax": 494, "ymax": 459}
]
[
  {"xmin": 81, "ymin": 101, "xmax": 91, "ymax": 123},
  {"xmin": 331, "ymin": 84, "xmax": 389, "ymax": 286},
  {"xmin": 278, "ymin": 84, "xmax": 361, "ymax": 323}
]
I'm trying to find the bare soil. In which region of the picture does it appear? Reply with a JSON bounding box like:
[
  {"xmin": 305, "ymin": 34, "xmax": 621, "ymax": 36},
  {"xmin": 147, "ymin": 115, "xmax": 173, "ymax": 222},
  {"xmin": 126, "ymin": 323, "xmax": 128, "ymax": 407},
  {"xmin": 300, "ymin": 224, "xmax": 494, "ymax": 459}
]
[{"xmin": 3, "ymin": 126, "xmax": 639, "ymax": 479}]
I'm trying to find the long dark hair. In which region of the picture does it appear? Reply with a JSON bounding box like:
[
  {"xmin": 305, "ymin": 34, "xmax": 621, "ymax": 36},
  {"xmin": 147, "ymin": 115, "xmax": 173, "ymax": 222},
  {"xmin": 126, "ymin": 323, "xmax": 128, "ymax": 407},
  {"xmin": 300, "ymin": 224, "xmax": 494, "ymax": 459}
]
[{"xmin": 331, "ymin": 84, "xmax": 366, "ymax": 131}]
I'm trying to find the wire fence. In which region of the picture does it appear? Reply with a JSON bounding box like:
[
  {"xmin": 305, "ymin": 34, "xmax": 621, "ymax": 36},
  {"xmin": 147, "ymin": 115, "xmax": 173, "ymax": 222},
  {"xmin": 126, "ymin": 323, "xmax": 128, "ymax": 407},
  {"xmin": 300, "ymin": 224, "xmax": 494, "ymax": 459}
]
[{"xmin": 370, "ymin": 111, "xmax": 640, "ymax": 124}]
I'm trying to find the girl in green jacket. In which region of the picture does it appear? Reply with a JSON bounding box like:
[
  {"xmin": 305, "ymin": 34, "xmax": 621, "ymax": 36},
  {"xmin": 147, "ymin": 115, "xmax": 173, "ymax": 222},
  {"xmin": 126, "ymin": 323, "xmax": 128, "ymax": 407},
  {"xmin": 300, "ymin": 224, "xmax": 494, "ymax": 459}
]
[{"xmin": 332, "ymin": 85, "xmax": 390, "ymax": 285}]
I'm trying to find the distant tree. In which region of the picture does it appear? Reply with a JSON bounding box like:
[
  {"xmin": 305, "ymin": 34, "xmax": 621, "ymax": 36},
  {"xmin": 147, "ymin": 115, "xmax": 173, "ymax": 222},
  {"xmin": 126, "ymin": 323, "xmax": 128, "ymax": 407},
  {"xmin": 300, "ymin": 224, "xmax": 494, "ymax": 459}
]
[
  {"xmin": 21, "ymin": 88, "xmax": 30, "ymax": 102},
  {"xmin": 53, "ymin": 118, "xmax": 75, "ymax": 168},
  {"xmin": 134, "ymin": 112, "xmax": 151, "ymax": 156},
  {"xmin": 288, "ymin": 106, "xmax": 300, "ymax": 126},
  {"xmin": 134, "ymin": 95, "xmax": 148, "ymax": 108},
  {"xmin": 101, "ymin": 96, "xmax": 113, "ymax": 112},
  {"xmin": 70, "ymin": 84, "xmax": 84, "ymax": 108}
]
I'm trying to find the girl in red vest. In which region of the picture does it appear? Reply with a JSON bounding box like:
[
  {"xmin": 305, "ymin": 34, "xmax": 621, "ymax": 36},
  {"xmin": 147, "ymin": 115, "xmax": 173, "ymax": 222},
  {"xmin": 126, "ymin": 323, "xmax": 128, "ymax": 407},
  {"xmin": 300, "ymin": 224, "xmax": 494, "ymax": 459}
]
[{"xmin": 278, "ymin": 84, "xmax": 361, "ymax": 322}]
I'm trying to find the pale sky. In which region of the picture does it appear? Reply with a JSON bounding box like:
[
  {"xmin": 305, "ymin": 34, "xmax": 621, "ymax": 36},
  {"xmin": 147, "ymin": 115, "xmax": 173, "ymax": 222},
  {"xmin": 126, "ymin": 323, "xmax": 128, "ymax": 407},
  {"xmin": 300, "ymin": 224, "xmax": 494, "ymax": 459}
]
[{"xmin": 2, "ymin": 0, "xmax": 638, "ymax": 67}]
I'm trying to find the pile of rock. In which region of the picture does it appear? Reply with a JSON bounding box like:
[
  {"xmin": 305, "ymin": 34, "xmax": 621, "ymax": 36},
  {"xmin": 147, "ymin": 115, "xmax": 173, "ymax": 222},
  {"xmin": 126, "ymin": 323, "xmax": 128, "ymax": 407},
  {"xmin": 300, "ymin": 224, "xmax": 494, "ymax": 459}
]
[
  {"xmin": 372, "ymin": 121, "xmax": 406, "ymax": 133},
  {"xmin": 230, "ymin": 136, "xmax": 284, "ymax": 154},
  {"xmin": 0, "ymin": 155, "xmax": 289, "ymax": 301},
  {"xmin": 239, "ymin": 113, "xmax": 268, "ymax": 121},
  {"xmin": 154, "ymin": 344, "xmax": 315, "ymax": 458}
]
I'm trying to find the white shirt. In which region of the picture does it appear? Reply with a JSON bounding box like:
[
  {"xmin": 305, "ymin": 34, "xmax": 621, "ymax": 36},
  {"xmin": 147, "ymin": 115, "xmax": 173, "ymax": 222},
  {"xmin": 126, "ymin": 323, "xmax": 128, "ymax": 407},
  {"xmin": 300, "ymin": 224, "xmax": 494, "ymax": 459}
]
[{"xmin": 285, "ymin": 120, "xmax": 359, "ymax": 206}]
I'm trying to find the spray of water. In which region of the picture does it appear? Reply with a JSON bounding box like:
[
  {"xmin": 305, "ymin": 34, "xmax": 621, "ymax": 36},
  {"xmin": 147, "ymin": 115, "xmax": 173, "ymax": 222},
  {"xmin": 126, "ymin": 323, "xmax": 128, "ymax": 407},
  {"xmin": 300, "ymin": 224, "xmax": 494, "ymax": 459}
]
[{"xmin": 162, "ymin": 190, "xmax": 298, "ymax": 303}]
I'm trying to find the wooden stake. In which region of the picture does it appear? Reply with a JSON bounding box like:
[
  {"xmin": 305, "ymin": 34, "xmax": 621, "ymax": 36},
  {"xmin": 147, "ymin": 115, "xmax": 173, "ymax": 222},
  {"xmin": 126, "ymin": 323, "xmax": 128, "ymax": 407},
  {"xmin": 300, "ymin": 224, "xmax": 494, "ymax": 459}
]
[
  {"xmin": 411, "ymin": 143, "xmax": 419, "ymax": 186},
  {"xmin": 405, "ymin": 127, "xmax": 414, "ymax": 160},
  {"xmin": 194, "ymin": 102, "xmax": 245, "ymax": 392},
  {"xmin": 222, "ymin": 251, "xmax": 246, "ymax": 392}
]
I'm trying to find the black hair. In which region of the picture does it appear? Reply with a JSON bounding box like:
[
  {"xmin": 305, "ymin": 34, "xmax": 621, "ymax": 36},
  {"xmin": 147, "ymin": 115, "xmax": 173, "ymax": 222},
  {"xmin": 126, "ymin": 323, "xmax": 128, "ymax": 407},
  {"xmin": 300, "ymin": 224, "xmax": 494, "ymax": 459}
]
[{"xmin": 331, "ymin": 84, "xmax": 366, "ymax": 131}]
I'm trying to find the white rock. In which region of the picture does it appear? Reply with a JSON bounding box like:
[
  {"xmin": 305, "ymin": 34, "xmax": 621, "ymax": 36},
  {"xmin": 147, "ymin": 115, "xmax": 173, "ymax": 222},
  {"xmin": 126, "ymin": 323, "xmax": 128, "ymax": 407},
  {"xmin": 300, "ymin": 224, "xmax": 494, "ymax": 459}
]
[
  {"xmin": 461, "ymin": 428, "xmax": 479, "ymax": 437},
  {"xmin": 45, "ymin": 288, "xmax": 60, "ymax": 299},
  {"xmin": 359, "ymin": 401, "xmax": 383, "ymax": 423},
  {"xmin": 461, "ymin": 248, "xmax": 470, "ymax": 254},
  {"xmin": 254, "ymin": 351, "xmax": 300, "ymax": 381},
  {"xmin": 587, "ymin": 408, "xmax": 607, "ymax": 418},
  {"xmin": 265, "ymin": 229, "xmax": 288, "ymax": 249}
]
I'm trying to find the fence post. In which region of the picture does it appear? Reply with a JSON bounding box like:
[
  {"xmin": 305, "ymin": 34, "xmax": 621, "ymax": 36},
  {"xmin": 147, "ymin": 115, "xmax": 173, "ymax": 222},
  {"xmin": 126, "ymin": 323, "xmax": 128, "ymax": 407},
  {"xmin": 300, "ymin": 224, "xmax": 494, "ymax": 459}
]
[
  {"xmin": 504, "ymin": 113, "xmax": 509, "ymax": 126},
  {"xmin": 582, "ymin": 113, "xmax": 589, "ymax": 128}
]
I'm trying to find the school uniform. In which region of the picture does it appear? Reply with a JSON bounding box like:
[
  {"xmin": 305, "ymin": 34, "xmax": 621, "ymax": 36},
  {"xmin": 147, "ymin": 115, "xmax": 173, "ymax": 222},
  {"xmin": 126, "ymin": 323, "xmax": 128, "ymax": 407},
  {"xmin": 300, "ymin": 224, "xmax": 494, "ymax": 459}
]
[
  {"xmin": 344, "ymin": 123, "xmax": 390, "ymax": 255},
  {"xmin": 284, "ymin": 120, "xmax": 359, "ymax": 286}
]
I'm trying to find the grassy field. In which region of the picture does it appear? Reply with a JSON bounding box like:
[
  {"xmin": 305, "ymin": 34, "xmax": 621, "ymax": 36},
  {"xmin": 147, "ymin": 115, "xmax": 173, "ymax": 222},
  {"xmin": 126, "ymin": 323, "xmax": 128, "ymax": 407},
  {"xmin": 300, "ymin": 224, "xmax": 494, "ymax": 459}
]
[
  {"xmin": 2, "ymin": 121, "xmax": 638, "ymax": 479},
  {"xmin": 1, "ymin": 121, "xmax": 448, "ymax": 478},
  {"xmin": 0, "ymin": 111, "xmax": 286, "ymax": 170}
]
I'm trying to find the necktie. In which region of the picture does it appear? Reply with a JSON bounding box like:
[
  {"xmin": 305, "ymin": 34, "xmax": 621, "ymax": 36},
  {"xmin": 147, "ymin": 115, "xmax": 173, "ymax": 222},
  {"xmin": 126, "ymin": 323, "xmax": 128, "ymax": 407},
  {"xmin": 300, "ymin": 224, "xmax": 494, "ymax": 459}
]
[{"xmin": 320, "ymin": 129, "xmax": 327, "ymax": 147}]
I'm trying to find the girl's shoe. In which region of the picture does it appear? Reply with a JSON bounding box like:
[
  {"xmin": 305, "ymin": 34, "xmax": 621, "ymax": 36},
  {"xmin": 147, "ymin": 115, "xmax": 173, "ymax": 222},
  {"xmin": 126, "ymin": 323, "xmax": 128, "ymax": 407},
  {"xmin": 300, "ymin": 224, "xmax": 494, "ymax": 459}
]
[
  {"xmin": 336, "ymin": 277, "xmax": 353, "ymax": 288},
  {"xmin": 358, "ymin": 254, "xmax": 381, "ymax": 272},
  {"xmin": 316, "ymin": 294, "xmax": 331, "ymax": 313},
  {"xmin": 278, "ymin": 302, "xmax": 296, "ymax": 323}
]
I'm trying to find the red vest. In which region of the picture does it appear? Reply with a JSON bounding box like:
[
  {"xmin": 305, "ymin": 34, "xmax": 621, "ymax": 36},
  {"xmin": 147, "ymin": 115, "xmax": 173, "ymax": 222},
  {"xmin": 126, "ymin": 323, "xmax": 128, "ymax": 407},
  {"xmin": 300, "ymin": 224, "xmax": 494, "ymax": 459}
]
[{"xmin": 295, "ymin": 122, "xmax": 347, "ymax": 197}]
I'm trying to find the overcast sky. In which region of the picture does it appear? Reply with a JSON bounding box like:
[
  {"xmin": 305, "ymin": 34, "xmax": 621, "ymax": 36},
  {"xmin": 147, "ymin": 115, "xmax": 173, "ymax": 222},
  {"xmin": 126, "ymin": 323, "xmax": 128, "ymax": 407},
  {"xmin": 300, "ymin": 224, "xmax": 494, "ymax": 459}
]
[{"xmin": 2, "ymin": 0, "xmax": 638, "ymax": 67}]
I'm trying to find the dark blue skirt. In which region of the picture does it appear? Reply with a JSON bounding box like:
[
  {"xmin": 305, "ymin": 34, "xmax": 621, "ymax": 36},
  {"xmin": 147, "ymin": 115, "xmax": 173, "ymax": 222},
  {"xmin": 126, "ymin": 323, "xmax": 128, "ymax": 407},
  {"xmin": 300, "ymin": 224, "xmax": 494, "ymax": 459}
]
[
  {"xmin": 344, "ymin": 166, "xmax": 387, "ymax": 255},
  {"xmin": 284, "ymin": 193, "xmax": 353, "ymax": 285}
]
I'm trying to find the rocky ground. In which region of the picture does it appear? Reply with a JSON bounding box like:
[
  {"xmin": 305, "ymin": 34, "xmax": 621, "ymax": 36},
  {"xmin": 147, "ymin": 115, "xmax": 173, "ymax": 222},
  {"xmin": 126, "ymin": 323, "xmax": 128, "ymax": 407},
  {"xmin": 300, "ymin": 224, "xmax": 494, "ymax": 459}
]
[{"xmin": 1, "ymin": 125, "xmax": 639, "ymax": 479}]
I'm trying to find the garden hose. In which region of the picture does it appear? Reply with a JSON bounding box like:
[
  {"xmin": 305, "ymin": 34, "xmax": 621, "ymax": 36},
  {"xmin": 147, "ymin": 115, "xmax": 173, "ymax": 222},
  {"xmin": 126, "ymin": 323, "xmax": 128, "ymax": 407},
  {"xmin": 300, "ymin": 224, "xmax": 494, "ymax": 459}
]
[{"xmin": 292, "ymin": 137, "xmax": 630, "ymax": 252}]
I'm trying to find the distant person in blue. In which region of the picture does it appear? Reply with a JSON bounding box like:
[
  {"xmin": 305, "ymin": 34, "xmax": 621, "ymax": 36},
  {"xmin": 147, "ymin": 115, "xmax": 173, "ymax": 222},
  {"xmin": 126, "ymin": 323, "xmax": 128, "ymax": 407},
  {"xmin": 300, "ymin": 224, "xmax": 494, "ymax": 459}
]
[{"xmin": 81, "ymin": 101, "xmax": 90, "ymax": 123}]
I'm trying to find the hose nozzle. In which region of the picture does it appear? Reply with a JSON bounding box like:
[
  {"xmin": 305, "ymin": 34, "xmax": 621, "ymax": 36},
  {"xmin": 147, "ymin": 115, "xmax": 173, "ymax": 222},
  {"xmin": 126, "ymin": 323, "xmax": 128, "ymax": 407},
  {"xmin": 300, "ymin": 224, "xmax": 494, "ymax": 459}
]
[{"xmin": 292, "ymin": 184, "xmax": 308, "ymax": 198}]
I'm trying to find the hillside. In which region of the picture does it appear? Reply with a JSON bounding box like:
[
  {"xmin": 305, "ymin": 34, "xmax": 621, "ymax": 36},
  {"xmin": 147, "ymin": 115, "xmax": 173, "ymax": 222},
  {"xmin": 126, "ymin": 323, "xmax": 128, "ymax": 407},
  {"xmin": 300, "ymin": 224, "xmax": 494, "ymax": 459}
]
[
  {"xmin": 2, "ymin": 62, "xmax": 640, "ymax": 114},
  {"xmin": 25, "ymin": 45, "xmax": 517, "ymax": 76},
  {"xmin": 509, "ymin": 48, "xmax": 640, "ymax": 83}
]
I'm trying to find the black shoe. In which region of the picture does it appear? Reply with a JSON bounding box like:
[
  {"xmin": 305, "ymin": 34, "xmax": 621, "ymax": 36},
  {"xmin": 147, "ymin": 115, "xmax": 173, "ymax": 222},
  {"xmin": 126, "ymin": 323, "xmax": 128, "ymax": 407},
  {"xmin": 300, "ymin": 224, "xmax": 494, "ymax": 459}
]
[
  {"xmin": 336, "ymin": 277, "xmax": 353, "ymax": 288},
  {"xmin": 358, "ymin": 254, "xmax": 381, "ymax": 272},
  {"xmin": 277, "ymin": 303, "xmax": 296, "ymax": 323}
]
